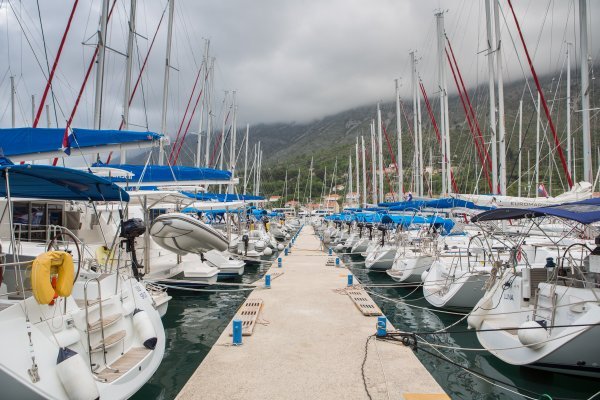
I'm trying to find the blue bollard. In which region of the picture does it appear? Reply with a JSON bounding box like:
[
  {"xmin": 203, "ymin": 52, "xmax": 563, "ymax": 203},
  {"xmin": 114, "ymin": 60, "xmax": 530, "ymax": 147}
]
[
  {"xmin": 347, "ymin": 274, "xmax": 353, "ymax": 286},
  {"xmin": 288, "ymin": 245, "xmax": 292, "ymax": 254},
  {"xmin": 233, "ymin": 319, "xmax": 243, "ymax": 345},
  {"xmin": 335, "ymin": 257, "xmax": 340, "ymax": 267},
  {"xmin": 376, "ymin": 316, "xmax": 387, "ymax": 337},
  {"xmin": 284, "ymin": 247, "xmax": 288, "ymax": 256},
  {"xmin": 278, "ymin": 257, "xmax": 282, "ymax": 268},
  {"xmin": 328, "ymin": 247, "xmax": 333, "ymax": 256},
  {"xmin": 265, "ymin": 274, "xmax": 271, "ymax": 288}
]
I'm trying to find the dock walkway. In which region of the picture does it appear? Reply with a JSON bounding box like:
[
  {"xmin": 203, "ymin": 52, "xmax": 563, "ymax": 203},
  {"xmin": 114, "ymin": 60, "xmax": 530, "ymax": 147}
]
[{"xmin": 177, "ymin": 226, "xmax": 448, "ymax": 400}]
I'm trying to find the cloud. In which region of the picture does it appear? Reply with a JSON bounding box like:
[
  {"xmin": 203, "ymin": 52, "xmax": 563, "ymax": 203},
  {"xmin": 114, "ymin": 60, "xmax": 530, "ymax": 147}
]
[{"xmin": 0, "ymin": 0, "xmax": 598, "ymax": 134}]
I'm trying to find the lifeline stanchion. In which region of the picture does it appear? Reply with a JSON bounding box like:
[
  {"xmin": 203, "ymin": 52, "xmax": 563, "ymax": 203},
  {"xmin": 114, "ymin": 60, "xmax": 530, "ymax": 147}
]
[
  {"xmin": 278, "ymin": 257, "xmax": 282, "ymax": 268},
  {"xmin": 347, "ymin": 274, "xmax": 353, "ymax": 286},
  {"xmin": 265, "ymin": 274, "xmax": 271, "ymax": 288},
  {"xmin": 232, "ymin": 319, "xmax": 243, "ymax": 345},
  {"xmin": 376, "ymin": 317, "xmax": 387, "ymax": 337}
]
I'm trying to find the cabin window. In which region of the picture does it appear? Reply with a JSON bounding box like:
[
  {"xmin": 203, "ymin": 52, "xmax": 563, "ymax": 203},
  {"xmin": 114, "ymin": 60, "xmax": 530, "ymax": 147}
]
[{"xmin": 12, "ymin": 201, "xmax": 64, "ymax": 242}]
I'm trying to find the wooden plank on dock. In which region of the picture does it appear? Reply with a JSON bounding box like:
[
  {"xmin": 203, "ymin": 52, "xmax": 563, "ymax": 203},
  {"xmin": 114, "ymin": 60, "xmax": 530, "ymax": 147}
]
[
  {"xmin": 346, "ymin": 289, "xmax": 382, "ymax": 316},
  {"xmin": 229, "ymin": 298, "xmax": 263, "ymax": 336}
]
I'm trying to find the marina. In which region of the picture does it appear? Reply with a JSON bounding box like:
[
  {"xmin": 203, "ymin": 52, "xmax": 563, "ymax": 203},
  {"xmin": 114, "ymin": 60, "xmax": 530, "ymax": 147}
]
[{"xmin": 0, "ymin": 0, "xmax": 600, "ymax": 399}]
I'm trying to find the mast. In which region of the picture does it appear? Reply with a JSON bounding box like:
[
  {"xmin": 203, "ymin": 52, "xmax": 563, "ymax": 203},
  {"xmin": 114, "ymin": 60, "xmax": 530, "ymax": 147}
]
[
  {"xmin": 395, "ymin": 79, "xmax": 403, "ymax": 198},
  {"xmin": 361, "ymin": 136, "xmax": 367, "ymax": 207},
  {"xmin": 417, "ymin": 79, "xmax": 424, "ymax": 196},
  {"xmin": 93, "ymin": 0, "xmax": 109, "ymax": 130},
  {"xmin": 243, "ymin": 124, "xmax": 249, "ymax": 194},
  {"xmin": 309, "ymin": 156, "xmax": 314, "ymax": 203},
  {"xmin": 159, "ymin": 0, "xmax": 175, "ymax": 165},
  {"xmin": 252, "ymin": 143, "xmax": 257, "ymax": 195},
  {"xmin": 535, "ymin": 92, "xmax": 540, "ymax": 191},
  {"xmin": 518, "ymin": 99, "xmax": 523, "ymax": 197},
  {"xmin": 566, "ymin": 42, "xmax": 572, "ymax": 177},
  {"xmin": 370, "ymin": 121, "xmax": 377, "ymax": 204},
  {"xmin": 31, "ymin": 95, "xmax": 35, "ymax": 126},
  {"xmin": 348, "ymin": 155, "xmax": 353, "ymax": 200},
  {"xmin": 121, "ymin": 0, "xmax": 136, "ymax": 163},
  {"xmin": 410, "ymin": 51, "xmax": 418, "ymax": 194},
  {"xmin": 485, "ymin": 0, "xmax": 498, "ymax": 193},
  {"xmin": 435, "ymin": 12, "xmax": 447, "ymax": 196},
  {"xmin": 228, "ymin": 91, "xmax": 237, "ymax": 193},
  {"xmin": 355, "ymin": 138, "xmax": 360, "ymax": 204},
  {"xmin": 220, "ymin": 92, "xmax": 229, "ymax": 171},
  {"xmin": 197, "ymin": 40, "xmax": 210, "ymax": 167},
  {"xmin": 494, "ymin": 0, "xmax": 506, "ymax": 195},
  {"xmin": 46, "ymin": 105, "xmax": 51, "ymax": 128},
  {"xmin": 205, "ymin": 58, "xmax": 215, "ymax": 167},
  {"xmin": 377, "ymin": 104, "xmax": 384, "ymax": 202},
  {"xmin": 10, "ymin": 76, "xmax": 15, "ymax": 128},
  {"xmin": 579, "ymin": 0, "xmax": 592, "ymax": 183}
]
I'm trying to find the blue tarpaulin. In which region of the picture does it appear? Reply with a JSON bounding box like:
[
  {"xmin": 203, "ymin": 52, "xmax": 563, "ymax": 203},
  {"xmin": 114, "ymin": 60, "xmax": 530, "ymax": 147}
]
[
  {"xmin": 0, "ymin": 164, "xmax": 128, "ymax": 201},
  {"xmin": 0, "ymin": 127, "xmax": 161, "ymax": 157},
  {"xmin": 92, "ymin": 163, "xmax": 232, "ymax": 183}
]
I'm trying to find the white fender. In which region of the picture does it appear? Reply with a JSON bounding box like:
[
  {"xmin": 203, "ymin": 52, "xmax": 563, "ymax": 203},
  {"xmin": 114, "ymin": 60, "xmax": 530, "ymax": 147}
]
[
  {"xmin": 277, "ymin": 244, "xmax": 285, "ymax": 251},
  {"xmin": 263, "ymin": 247, "xmax": 273, "ymax": 256},
  {"xmin": 467, "ymin": 297, "xmax": 493, "ymax": 330},
  {"xmin": 56, "ymin": 347, "xmax": 99, "ymax": 400},
  {"xmin": 517, "ymin": 321, "xmax": 547, "ymax": 349},
  {"xmin": 133, "ymin": 308, "xmax": 158, "ymax": 350},
  {"xmin": 420, "ymin": 269, "xmax": 430, "ymax": 283}
]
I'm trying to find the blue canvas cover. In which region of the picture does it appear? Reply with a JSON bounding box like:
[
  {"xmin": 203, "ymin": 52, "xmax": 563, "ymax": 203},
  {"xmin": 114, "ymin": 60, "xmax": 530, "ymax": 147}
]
[
  {"xmin": 0, "ymin": 127, "xmax": 161, "ymax": 157},
  {"xmin": 0, "ymin": 164, "xmax": 129, "ymax": 201},
  {"xmin": 183, "ymin": 192, "xmax": 263, "ymax": 202},
  {"xmin": 472, "ymin": 198, "xmax": 600, "ymax": 225},
  {"xmin": 92, "ymin": 163, "xmax": 232, "ymax": 183}
]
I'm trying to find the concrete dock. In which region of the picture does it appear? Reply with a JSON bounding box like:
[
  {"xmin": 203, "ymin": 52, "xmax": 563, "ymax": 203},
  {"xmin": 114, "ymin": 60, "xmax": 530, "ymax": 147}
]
[{"xmin": 177, "ymin": 226, "xmax": 448, "ymax": 400}]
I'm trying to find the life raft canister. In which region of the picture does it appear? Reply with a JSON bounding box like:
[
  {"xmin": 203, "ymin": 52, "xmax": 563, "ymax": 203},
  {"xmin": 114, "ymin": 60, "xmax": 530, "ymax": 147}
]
[{"xmin": 31, "ymin": 251, "xmax": 74, "ymax": 305}]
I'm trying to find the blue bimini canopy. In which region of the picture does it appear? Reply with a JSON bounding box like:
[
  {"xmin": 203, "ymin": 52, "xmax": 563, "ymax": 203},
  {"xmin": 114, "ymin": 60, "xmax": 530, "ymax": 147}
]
[
  {"xmin": 0, "ymin": 163, "xmax": 129, "ymax": 202},
  {"xmin": 388, "ymin": 200, "xmax": 427, "ymax": 212},
  {"xmin": 92, "ymin": 163, "xmax": 233, "ymax": 187},
  {"xmin": 0, "ymin": 127, "xmax": 162, "ymax": 162},
  {"xmin": 183, "ymin": 191, "xmax": 264, "ymax": 202},
  {"xmin": 472, "ymin": 198, "xmax": 600, "ymax": 225}
]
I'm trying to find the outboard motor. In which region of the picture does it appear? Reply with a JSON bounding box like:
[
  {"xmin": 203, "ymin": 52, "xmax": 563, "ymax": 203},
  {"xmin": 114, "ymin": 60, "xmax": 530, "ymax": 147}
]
[
  {"xmin": 357, "ymin": 223, "xmax": 364, "ymax": 238},
  {"xmin": 242, "ymin": 234, "xmax": 250, "ymax": 256},
  {"xmin": 377, "ymin": 225, "xmax": 387, "ymax": 246},
  {"xmin": 120, "ymin": 218, "xmax": 146, "ymax": 281},
  {"xmin": 366, "ymin": 223, "xmax": 373, "ymax": 240}
]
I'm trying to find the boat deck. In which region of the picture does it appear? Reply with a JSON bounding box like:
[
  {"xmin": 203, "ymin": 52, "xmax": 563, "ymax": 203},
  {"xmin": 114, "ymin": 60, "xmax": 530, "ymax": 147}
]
[{"xmin": 176, "ymin": 225, "xmax": 448, "ymax": 400}]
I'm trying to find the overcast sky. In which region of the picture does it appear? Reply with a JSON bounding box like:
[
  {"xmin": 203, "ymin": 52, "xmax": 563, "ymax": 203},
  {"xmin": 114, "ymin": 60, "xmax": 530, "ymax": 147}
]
[{"xmin": 0, "ymin": 0, "xmax": 598, "ymax": 135}]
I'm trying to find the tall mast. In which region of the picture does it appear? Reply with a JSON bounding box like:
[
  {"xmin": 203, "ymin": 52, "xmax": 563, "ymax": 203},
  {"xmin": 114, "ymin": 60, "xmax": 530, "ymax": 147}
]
[
  {"xmin": 410, "ymin": 51, "xmax": 418, "ymax": 194},
  {"xmin": 309, "ymin": 156, "xmax": 314, "ymax": 203},
  {"xmin": 121, "ymin": 0, "xmax": 136, "ymax": 163},
  {"xmin": 518, "ymin": 99, "xmax": 523, "ymax": 197},
  {"xmin": 93, "ymin": 0, "xmax": 109, "ymax": 130},
  {"xmin": 205, "ymin": 58, "xmax": 215, "ymax": 167},
  {"xmin": 228, "ymin": 91, "xmax": 237, "ymax": 193},
  {"xmin": 435, "ymin": 12, "xmax": 447, "ymax": 195},
  {"xmin": 196, "ymin": 40, "xmax": 210, "ymax": 167},
  {"xmin": 348, "ymin": 155, "xmax": 353, "ymax": 199},
  {"xmin": 284, "ymin": 169, "xmax": 288, "ymax": 201},
  {"xmin": 252, "ymin": 143, "xmax": 257, "ymax": 195},
  {"xmin": 579, "ymin": 0, "xmax": 592, "ymax": 183},
  {"xmin": 361, "ymin": 136, "xmax": 367, "ymax": 207},
  {"xmin": 377, "ymin": 104, "xmax": 384, "ymax": 202},
  {"xmin": 159, "ymin": 0, "xmax": 175, "ymax": 165},
  {"xmin": 485, "ymin": 0, "xmax": 498, "ymax": 193},
  {"xmin": 395, "ymin": 79, "xmax": 403, "ymax": 198},
  {"xmin": 46, "ymin": 105, "xmax": 51, "ymax": 128},
  {"xmin": 31, "ymin": 95, "xmax": 35, "ymax": 126},
  {"xmin": 370, "ymin": 121, "xmax": 377, "ymax": 204},
  {"xmin": 219, "ymin": 92, "xmax": 229, "ymax": 171},
  {"xmin": 566, "ymin": 43, "xmax": 572, "ymax": 177},
  {"xmin": 355, "ymin": 138, "xmax": 360, "ymax": 204},
  {"xmin": 494, "ymin": 0, "xmax": 506, "ymax": 194},
  {"xmin": 535, "ymin": 92, "xmax": 540, "ymax": 191},
  {"xmin": 243, "ymin": 124, "xmax": 249, "ymax": 194},
  {"xmin": 417, "ymin": 79, "xmax": 424, "ymax": 196}
]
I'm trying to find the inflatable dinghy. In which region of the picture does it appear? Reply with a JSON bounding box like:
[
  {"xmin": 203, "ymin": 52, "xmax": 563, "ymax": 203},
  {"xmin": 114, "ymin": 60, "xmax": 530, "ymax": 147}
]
[{"xmin": 150, "ymin": 213, "xmax": 228, "ymax": 255}]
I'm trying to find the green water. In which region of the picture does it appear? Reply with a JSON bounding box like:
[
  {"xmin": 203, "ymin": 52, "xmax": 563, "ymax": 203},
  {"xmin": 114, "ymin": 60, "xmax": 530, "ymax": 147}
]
[{"xmin": 133, "ymin": 255, "xmax": 600, "ymax": 400}]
